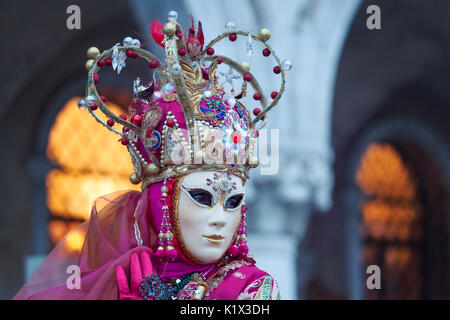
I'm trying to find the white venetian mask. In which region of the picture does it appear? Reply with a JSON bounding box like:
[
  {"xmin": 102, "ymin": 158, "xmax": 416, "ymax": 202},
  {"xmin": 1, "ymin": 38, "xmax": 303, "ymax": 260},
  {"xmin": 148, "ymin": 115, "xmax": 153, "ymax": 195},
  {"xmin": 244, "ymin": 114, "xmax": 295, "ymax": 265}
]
[{"xmin": 175, "ymin": 171, "xmax": 245, "ymax": 264}]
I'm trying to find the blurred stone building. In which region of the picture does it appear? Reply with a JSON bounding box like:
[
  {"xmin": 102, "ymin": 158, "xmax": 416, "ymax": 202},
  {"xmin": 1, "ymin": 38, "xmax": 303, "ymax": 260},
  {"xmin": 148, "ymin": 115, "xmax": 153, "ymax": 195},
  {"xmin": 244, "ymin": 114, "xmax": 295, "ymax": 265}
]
[{"xmin": 0, "ymin": 0, "xmax": 448, "ymax": 299}]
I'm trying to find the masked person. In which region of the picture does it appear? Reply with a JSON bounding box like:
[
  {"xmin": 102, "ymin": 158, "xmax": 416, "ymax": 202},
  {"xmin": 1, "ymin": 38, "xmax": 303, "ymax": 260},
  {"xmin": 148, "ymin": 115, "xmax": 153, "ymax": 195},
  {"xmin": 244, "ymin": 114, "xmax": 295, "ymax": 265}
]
[{"xmin": 14, "ymin": 12, "xmax": 288, "ymax": 300}]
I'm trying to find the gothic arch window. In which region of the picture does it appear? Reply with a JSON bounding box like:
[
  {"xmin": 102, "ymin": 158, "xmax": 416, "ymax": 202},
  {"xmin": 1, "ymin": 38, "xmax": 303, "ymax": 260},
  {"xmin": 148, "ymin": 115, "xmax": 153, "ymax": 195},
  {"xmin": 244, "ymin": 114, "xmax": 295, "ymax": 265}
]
[
  {"xmin": 356, "ymin": 142, "xmax": 423, "ymax": 299},
  {"xmin": 46, "ymin": 97, "xmax": 139, "ymax": 252}
]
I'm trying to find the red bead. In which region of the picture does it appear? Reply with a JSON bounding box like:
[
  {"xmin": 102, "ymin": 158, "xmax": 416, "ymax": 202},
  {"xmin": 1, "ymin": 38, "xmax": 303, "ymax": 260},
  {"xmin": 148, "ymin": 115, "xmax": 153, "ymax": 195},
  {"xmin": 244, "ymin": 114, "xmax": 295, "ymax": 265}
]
[
  {"xmin": 243, "ymin": 73, "xmax": 252, "ymax": 82},
  {"xmin": 146, "ymin": 128, "xmax": 153, "ymax": 138},
  {"xmin": 202, "ymin": 68, "xmax": 209, "ymax": 80},
  {"xmin": 229, "ymin": 33, "xmax": 237, "ymax": 41},
  {"xmin": 217, "ymin": 56, "xmax": 223, "ymax": 64},
  {"xmin": 253, "ymin": 93, "xmax": 261, "ymax": 100},
  {"xmin": 97, "ymin": 59, "xmax": 105, "ymax": 67},
  {"xmin": 273, "ymin": 66, "xmax": 281, "ymax": 74},
  {"xmin": 206, "ymin": 47, "xmax": 215, "ymax": 55},
  {"xmin": 178, "ymin": 47, "xmax": 186, "ymax": 56},
  {"xmin": 122, "ymin": 126, "xmax": 130, "ymax": 133},
  {"xmin": 253, "ymin": 108, "xmax": 261, "ymax": 116},
  {"xmin": 100, "ymin": 95, "xmax": 107, "ymax": 102},
  {"xmin": 166, "ymin": 118, "xmax": 175, "ymax": 128},
  {"xmin": 90, "ymin": 104, "xmax": 98, "ymax": 111},
  {"xmin": 233, "ymin": 133, "xmax": 241, "ymax": 143},
  {"xmin": 121, "ymin": 137, "xmax": 129, "ymax": 145},
  {"xmin": 93, "ymin": 73, "xmax": 100, "ymax": 84},
  {"xmin": 126, "ymin": 49, "xmax": 134, "ymax": 58},
  {"xmin": 132, "ymin": 52, "xmax": 138, "ymax": 59},
  {"xmin": 132, "ymin": 114, "xmax": 142, "ymax": 126},
  {"xmin": 175, "ymin": 31, "xmax": 182, "ymax": 39},
  {"xmin": 107, "ymin": 119, "xmax": 114, "ymax": 127},
  {"xmin": 271, "ymin": 91, "xmax": 278, "ymax": 99},
  {"xmin": 261, "ymin": 115, "xmax": 265, "ymax": 120},
  {"xmin": 255, "ymin": 130, "xmax": 259, "ymax": 137},
  {"xmin": 105, "ymin": 58, "xmax": 112, "ymax": 66},
  {"xmin": 119, "ymin": 114, "xmax": 127, "ymax": 120},
  {"xmin": 262, "ymin": 48, "xmax": 270, "ymax": 57},
  {"xmin": 149, "ymin": 60, "xmax": 159, "ymax": 69}
]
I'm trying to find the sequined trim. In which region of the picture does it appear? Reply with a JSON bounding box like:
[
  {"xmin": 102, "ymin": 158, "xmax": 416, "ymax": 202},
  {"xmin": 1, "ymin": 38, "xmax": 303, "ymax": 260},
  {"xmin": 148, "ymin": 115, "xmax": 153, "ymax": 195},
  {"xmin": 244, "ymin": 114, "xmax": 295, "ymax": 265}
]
[
  {"xmin": 256, "ymin": 276, "xmax": 273, "ymax": 300},
  {"xmin": 133, "ymin": 200, "xmax": 143, "ymax": 246},
  {"xmin": 237, "ymin": 275, "xmax": 278, "ymax": 300},
  {"xmin": 232, "ymin": 272, "xmax": 246, "ymax": 279}
]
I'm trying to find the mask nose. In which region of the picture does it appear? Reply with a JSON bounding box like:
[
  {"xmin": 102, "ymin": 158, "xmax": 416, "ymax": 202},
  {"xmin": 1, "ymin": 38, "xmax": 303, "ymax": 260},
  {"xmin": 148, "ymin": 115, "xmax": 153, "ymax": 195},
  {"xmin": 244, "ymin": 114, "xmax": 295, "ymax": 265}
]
[{"xmin": 208, "ymin": 205, "xmax": 226, "ymax": 228}]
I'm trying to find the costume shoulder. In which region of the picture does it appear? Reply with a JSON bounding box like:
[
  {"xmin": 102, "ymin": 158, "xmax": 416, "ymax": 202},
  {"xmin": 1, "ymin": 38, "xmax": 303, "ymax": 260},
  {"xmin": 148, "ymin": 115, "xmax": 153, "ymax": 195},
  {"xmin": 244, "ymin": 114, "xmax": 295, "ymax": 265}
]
[
  {"xmin": 234, "ymin": 265, "xmax": 281, "ymax": 300},
  {"xmin": 208, "ymin": 261, "xmax": 281, "ymax": 300}
]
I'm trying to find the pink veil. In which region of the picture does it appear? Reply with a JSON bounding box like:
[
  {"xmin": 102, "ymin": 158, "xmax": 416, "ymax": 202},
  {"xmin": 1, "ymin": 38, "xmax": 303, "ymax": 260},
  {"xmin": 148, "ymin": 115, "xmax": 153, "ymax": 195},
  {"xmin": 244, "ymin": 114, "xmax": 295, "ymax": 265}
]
[{"xmin": 14, "ymin": 180, "xmax": 215, "ymax": 300}]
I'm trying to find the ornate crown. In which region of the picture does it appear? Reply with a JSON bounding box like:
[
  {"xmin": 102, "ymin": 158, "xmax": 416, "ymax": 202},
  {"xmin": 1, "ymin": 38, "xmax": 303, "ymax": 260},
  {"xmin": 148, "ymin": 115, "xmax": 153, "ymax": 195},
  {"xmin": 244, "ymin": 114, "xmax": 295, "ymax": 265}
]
[{"xmin": 78, "ymin": 11, "xmax": 290, "ymax": 189}]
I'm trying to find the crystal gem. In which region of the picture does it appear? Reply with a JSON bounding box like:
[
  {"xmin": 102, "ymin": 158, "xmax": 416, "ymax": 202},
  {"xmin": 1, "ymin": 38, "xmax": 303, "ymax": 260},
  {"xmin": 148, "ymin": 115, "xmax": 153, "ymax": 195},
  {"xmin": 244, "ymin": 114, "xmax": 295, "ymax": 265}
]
[
  {"xmin": 77, "ymin": 99, "xmax": 86, "ymax": 110},
  {"xmin": 225, "ymin": 21, "xmax": 236, "ymax": 32},
  {"xmin": 222, "ymin": 94, "xmax": 236, "ymax": 108},
  {"xmin": 282, "ymin": 59, "xmax": 293, "ymax": 71},
  {"xmin": 112, "ymin": 44, "xmax": 126, "ymax": 74},
  {"xmin": 168, "ymin": 11, "xmax": 178, "ymax": 22},
  {"xmin": 163, "ymin": 83, "xmax": 175, "ymax": 92},
  {"xmin": 246, "ymin": 33, "xmax": 253, "ymax": 58},
  {"xmin": 170, "ymin": 64, "xmax": 182, "ymax": 75},
  {"xmin": 85, "ymin": 95, "xmax": 96, "ymax": 107}
]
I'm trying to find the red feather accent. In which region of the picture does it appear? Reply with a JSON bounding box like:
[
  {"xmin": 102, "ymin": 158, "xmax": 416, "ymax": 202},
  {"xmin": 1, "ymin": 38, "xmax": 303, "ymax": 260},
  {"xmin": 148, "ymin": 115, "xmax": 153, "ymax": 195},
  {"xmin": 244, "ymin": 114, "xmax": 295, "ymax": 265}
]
[
  {"xmin": 197, "ymin": 20, "xmax": 204, "ymax": 47},
  {"xmin": 151, "ymin": 20, "xmax": 165, "ymax": 48}
]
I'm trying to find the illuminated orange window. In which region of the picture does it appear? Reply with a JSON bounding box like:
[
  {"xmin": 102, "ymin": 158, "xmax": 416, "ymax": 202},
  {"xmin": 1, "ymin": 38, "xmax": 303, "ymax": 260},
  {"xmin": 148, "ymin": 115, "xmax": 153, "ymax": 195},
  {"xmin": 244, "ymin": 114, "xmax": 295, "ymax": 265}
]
[
  {"xmin": 356, "ymin": 143, "xmax": 422, "ymax": 299},
  {"xmin": 46, "ymin": 97, "xmax": 140, "ymax": 252}
]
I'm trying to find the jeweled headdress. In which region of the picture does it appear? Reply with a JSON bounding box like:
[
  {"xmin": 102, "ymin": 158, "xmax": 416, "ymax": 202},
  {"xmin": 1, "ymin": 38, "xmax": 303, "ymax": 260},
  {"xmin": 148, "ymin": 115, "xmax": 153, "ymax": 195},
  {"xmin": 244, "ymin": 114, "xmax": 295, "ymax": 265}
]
[{"xmin": 79, "ymin": 11, "xmax": 290, "ymax": 189}]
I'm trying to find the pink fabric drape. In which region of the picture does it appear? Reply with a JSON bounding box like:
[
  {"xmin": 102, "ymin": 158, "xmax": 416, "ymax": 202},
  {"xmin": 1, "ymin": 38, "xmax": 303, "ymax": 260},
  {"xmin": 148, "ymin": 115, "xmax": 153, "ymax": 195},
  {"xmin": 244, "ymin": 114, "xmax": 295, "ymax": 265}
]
[{"xmin": 14, "ymin": 181, "xmax": 214, "ymax": 300}]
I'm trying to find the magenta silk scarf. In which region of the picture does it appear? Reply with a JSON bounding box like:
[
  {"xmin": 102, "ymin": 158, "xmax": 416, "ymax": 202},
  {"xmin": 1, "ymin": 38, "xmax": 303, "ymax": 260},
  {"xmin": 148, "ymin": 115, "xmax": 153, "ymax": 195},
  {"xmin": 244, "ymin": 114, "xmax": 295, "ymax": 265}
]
[{"xmin": 14, "ymin": 183, "xmax": 215, "ymax": 300}]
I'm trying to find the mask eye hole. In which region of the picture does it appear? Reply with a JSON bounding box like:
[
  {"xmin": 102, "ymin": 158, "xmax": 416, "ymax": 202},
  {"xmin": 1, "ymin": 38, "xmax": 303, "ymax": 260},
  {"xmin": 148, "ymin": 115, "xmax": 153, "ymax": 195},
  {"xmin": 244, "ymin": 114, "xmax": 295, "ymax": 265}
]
[
  {"xmin": 188, "ymin": 189, "xmax": 213, "ymax": 207},
  {"xmin": 224, "ymin": 194, "xmax": 244, "ymax": 210}
]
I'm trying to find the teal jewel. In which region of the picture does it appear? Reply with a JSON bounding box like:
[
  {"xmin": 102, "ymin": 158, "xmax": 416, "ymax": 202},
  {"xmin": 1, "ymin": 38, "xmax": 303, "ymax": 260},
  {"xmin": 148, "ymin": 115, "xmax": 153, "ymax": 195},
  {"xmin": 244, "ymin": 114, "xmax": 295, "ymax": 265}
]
[
  {"xmin": 140, "ymin": 273, "xmax": 192, "ymax": 300},
  {"xmin": 201, "ymin": 98, "xmax": 226, "ymax": 119}
]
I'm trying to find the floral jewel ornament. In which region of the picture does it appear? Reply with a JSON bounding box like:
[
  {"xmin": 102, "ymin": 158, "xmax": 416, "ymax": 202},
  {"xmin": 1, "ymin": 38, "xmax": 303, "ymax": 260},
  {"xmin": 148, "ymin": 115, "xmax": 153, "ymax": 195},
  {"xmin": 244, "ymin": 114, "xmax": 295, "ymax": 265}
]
[
  {"xmin": 139, "ymin": 273, "xmax": 191, "ymax": 300},
  {"xmin": 180, "ymin": 172, "xmax": 243, "ymax": 210},
  {"xmin": 206, "ymin": 172, "xmax": 237, "ymax": 206}
]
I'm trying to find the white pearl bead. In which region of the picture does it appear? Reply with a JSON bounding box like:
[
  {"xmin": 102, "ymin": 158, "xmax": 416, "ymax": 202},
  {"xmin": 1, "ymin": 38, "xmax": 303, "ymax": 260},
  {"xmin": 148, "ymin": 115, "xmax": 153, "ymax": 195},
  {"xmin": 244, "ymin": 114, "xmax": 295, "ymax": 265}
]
[
  {"xmin": 131, "ymin": 39, "xmax": 141, "ymax": 47},
  {"xmin": 123, "ymin": 37, "xmax": 133, "ymax": 46}
]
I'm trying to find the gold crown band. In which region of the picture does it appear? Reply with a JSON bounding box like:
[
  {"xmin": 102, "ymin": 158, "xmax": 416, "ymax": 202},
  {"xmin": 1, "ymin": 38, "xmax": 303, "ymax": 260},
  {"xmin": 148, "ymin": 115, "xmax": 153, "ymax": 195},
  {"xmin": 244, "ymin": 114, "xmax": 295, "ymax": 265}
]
[{"xmin": 141, "ymin": 164, "xmax": 248, "ymax": 190}]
